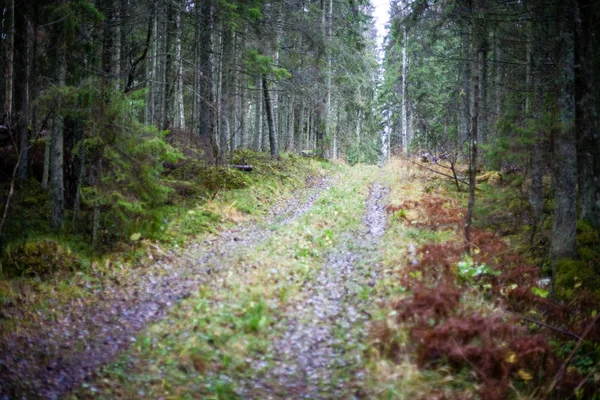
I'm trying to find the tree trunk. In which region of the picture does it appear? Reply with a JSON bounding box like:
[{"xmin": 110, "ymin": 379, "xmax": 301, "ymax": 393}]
[
  {"xmin": 401, "ymin": 25, "xmax": 409, "ymax": 153},
  {"xmin": 3, "ymin": 0, "xmax": 14, "ymax": 124},
  {"xmin": 461, "ymin": 28, "xmax": 471, "ymax": 144},
  {"xmin": 529, "ymin": 0, "xmax": 546, "ymax": 242},
  {"xmin": 198, "ymin": 0, "xmax": 215, "ymax": 148},
  {"xmin": 175, "ymin": 1, "xmax": 185, "ymax": 129},
  {"xmin": 478, "ymin": 45, "xmax": 488, "ymax": 144},
  {"xmin": 494, "ymin": 30, "xmax": 502, "ymax": 126},
  {"xmin": 263, "ymin": 75, "xmax": 279, "ymax": 159},
  {"xmin": 466, "ymin": 45, "xmax": 480, "ymax": 253},
  {"xmin": 333, "ymin": 105, "xmax": 340, "ymax": 159},
  {"xmin": 238, "ymin": 30, "xmax": 247, "ymax": 149},
  {"xmin": 113, "ymin": 0, "xmax": 122, "ymax": 91},
  {"xmin": 14, "ymin": 5, "xmax": 28, "ymax": 181},
  {"xmin": 50, "ymin": 53, "xmax": 67, "ymax": 231},
  {"xmin": 149, "ymin": 0, "xmax": 159, "ymax": 124},
  {"xmin": 551, "ymin": 0, "xmax": 578, "ymax": 290},
  {"xmin": 325, "ymin": 0, "xmax": 333, "ymax": 158},
  {"xmin": 254, "ymin": 75, "xmax": 262, "ymax": 151},
  {"xmin": 218, "ymin": 23, "xmax": 233, "ymax": 164},
  {"xmin": 304, "ymin": 108, "xmax": 312, "ymax": 150},
  {"xmin": 575, "ymin": 0, "xmax": 598, "ymax": 227},
  {"xmin": 162, "ymin": 0, "xmax": 176, "ymax": 130},
  {"xmin": 288, "ymin": 92, "xmax": 295, "ymax": 152}
]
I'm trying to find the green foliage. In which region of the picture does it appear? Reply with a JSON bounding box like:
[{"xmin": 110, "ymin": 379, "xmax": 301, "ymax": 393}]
[
  {"xmin": 3, "ymin": 239, "xmax": 82, "ymax": 278},
  {"xmin": 245, "ymin": 49, "xmax": 291, "ymax": 80},
  {"xmin": 556, "ymin": 259, "xmax": 600, "ymax": 301},
  {"xmin": 456, "ymin": 255, "xmax": 500, "ymax": 284},
  {"xmin": 347, "ymin": 137, "xmax": 380, "ymax": 165},
  {"xmin": 577, "ymin": 220, "xmax": 600, "ymax": 247}
]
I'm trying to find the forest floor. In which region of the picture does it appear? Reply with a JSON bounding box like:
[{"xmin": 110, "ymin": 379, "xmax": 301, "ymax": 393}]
[
  {"xmin": 1, "ymin": 162, "xmax": 395, "ymax": 399},
  {"xmin": 2, "ymin": 159, "xmax": 595, "ymax": 399}
]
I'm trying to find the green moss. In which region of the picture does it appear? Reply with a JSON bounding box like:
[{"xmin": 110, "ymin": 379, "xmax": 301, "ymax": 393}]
[
  {"xmin": 556, "ymin": 258, "xmax": 600, "ymax": 301},
  {"xmin": 3, "ymin": 238, "xmax": 82, "ymax": 278},
  {"xmin": 576, "ymin": 220, "xmax": 599, "ymax": 247}
]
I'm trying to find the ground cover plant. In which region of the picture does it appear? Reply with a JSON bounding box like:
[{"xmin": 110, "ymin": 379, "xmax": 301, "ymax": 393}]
[
  {"xmin": 68, "ymin": 164, "xmax": 385, "ymax": 399},
  {"xmin": 365, "ymin": 159, "xmax": 600, "ymax": 400},
  {"xmin": 0, "ymin": 152, "xmax": 331, "ymax": 398}
]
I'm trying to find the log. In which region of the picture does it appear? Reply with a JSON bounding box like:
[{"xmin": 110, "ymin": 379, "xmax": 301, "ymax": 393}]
[{"xmin": 230, "ymin": 164, "xmax": 253, "ymax": 172}]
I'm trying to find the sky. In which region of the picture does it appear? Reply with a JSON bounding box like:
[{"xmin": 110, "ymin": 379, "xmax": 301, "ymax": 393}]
[{"xmin": 371, "ymin": 0, "xmax": 392, "ymax": 49}]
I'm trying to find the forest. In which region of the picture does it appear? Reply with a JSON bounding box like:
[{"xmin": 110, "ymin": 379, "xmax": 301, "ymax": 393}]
[{"xmin": 0, "ymin": 0, "xmax": 599, "ymax": 399}]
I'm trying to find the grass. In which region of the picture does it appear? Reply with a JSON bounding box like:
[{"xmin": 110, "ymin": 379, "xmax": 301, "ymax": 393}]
[
  {"xmin": 0, "ymin": 152, "xmax": 329, "ymax": 338},
  {"xmin": 69, "ymin": 163, "xmax": 383, "ymax": 399},
  {"xmin": 362, "ymin": 159, "xmax": 480, "ymax": 399}
]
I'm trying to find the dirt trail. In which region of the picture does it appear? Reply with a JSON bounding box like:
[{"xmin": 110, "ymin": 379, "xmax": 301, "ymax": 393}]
[
  {"xmin": 242, "ymin": 183, "xmax": 388, "ymax": 399},
  {"xmin": 0, "ymin": 177, "xmax": 333, "ymax": 400}
]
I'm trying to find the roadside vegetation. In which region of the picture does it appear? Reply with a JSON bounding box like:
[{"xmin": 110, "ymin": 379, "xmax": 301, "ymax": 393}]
[
  {"xmin": 365, "ymin": 159, "xmax": 599, "ymax": 400},
  {"xmin": 70, "ymin": 164, "xmax": 381, "ymax": 399},
  {"xmin": 0, "ymin": 152, "xmax": 329, "ymax": 341}
]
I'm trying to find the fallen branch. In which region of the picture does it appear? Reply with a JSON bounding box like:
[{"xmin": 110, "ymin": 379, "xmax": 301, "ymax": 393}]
[
  {"xmin": 402, "ymin": 156, "xmax": 482, "ymax": 191},
  {"xmin": 230, "ymin": 164, "xmax": 253, "ymax": 172},
  {"xmin": 513, "ymin": 313, "xmax": 581, "ymax": 341},
  {"xmin": 545, "ymin": 313, "xmax": 600, "ymax": 396}
]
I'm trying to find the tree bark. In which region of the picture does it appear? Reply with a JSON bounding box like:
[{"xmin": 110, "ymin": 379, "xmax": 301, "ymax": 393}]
[
  {"xmin": 175, "ymin": 1, "xmax": 185, "ymax": 129},
  {"xmin": 218, "ymin": 23, "xmax": 234, "ymax": 164},
  {"xmin": 466, "ymin": 43, "xmax": 480, "ymax": 253},
  {"xmin": 50, "ymin": 52, "xmax": 67, "ymax": 231},
  {"xmin": 288, "ymin": 92, "xmax": 295, "ymax": 152},
  {"xmin": 3, "ymin": 0, "xmax": 14, "ymax": 124},
  {"xmin": 551, "ymin": 0, "xmax": 578, "ymax": 289},
  {"xmin": 461, "ymin": 28, "xmax": 471, "ymax": 145},
  {"xmin": 401, "ymin": 25, "xmax": 408, "ymax": 153},
  {"xmin": 575, "ymin": 0, "xmax": 598, "ymax": 226},
  {"xmin": 254, "ymin": 75, "xmax": 262, "ymax": 151},
  {"xmin": 325, "ymin": 0, "xmax": 333, "ymax": 158},
  {"xmin": 162, "ymin": 0, "xmax": 176, "ymax": 130},
  {"xmin": 14, "ymin": 5, "xmax": 28, "ymax": 181},
  {"xmin": 529, "ymin": 0, "xmax": 546, "ymax": 242},
  {"xmin": 263, "ymin": 75, "xmax": 279, "ymax": 159},
  {"xmin": 197, "ymin": 0, "xmax": 215, "ymax": 149},
  {"xmin": 238, "ymin": 30, "xmax": 247, "ymax": 149}
]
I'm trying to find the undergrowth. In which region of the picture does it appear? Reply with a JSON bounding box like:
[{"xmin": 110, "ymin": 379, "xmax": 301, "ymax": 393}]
[
  {"xmin": 366, "ymin": 158, "xmax": 599, "ymax": 400},
  {"xmin": 0, "ymin": 151, "xmax": 329, "ymax": 335},
  {"xmin": 69, "ymin": 164, "xmax": 379, "ymax": 399}
]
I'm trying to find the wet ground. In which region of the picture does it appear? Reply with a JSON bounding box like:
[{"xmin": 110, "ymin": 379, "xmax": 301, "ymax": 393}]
[
  {"xmin": 0, "ymin": 177, "xmax": 334, "ymax": 400},
  {"xmin": 240, "ymin": 183, "xmax": 388, "ymax": 399}
]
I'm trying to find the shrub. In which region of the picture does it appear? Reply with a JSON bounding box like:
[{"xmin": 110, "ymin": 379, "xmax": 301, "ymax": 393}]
[{"xmin": 3, "ymin": 238, "xmax": 81, "ymax": 278}]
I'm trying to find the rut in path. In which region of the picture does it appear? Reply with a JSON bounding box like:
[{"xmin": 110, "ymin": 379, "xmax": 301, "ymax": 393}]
[
  {"xmin": 243, "ymin": 183, "xmax": 389, "ymax": 399},
  {"xmin": 0, "ymin": 177, "xmax": 333, "ymax": 400}
]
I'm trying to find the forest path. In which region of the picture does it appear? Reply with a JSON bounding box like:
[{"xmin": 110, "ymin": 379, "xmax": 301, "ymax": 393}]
[
  {"xmin": 0, "ymin": 174, "xmax": 334, "ymax": 399},
  {"xmin": 65, "ymin": 165, "xmax": 390, "ymax": 399},
  {"xmin": 241, "ymin": 182, "xmax": 388, "ymax": 398}
]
